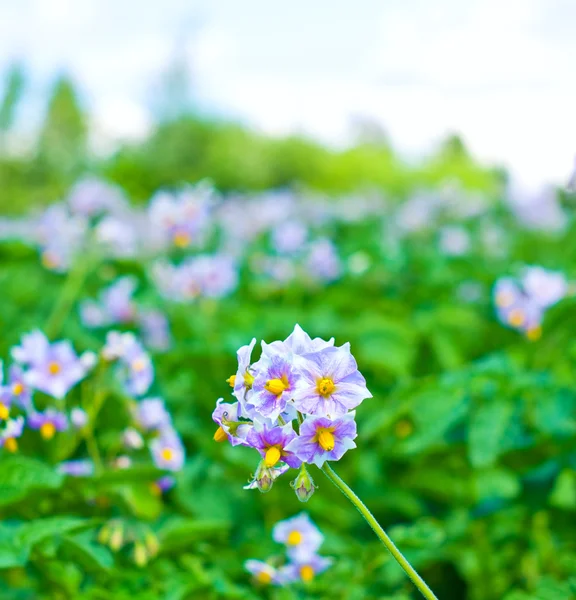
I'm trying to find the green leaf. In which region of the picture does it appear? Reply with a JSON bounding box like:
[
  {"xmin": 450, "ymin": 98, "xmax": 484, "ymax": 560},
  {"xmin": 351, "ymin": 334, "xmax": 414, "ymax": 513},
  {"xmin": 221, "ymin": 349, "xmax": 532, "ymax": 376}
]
[
  {"xmin": 117, "ymin": 483, "xmax": 163, "ymax": 520},
  {"xmin": 549, "ymin": 469, "xmax": 576, "ymax": 510},
  {"xmin": 474, "ymin": 468, "xmax": 520, "ymax": 501},
  {"xmin": 159, "ymin": 518, "xmax": 230, "ymax": 553},
  {"xmin": 468, "ymin": 399, "xmax": 514, "ymax": 467},
  {"xmin": 0, "ymin": 456, "xmax": 63, "ymax": 506},
  {"xmin": 61, "ymin": 531, "xmax": 114, "ymax": 573}
]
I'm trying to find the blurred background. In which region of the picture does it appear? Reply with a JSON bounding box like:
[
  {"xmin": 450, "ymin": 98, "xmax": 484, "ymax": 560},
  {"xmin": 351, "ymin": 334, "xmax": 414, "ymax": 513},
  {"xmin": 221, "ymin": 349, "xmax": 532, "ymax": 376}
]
[
  {"xmin": 1, "ymin": 0, "xmax": 576, "ymax": 210},
  {"xmin": 1, "ymin": 2, "xmax": 576, "ymax": 600}
]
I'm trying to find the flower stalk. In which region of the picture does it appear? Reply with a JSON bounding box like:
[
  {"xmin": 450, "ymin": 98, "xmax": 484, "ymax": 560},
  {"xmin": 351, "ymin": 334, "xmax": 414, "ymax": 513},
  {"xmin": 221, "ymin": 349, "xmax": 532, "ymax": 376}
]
[{"xmin": 320, "ymin": 463, "xmax": 438, "ymax": 600}]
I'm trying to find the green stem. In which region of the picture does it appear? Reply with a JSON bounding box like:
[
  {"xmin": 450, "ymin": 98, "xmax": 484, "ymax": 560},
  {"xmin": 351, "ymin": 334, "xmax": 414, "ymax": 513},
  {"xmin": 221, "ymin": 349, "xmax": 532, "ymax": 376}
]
[
  {"xmin": 320, "ymin": 463, "xmax": 438, "ymax": 600},
  {"xmin": 45, "ymin": 256, "xmax": 92, "ymax": 339}
]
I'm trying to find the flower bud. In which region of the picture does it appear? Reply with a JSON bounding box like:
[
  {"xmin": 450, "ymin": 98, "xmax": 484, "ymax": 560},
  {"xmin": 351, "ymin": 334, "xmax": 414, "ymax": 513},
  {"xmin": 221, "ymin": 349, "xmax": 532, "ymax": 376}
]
[
  {"xmin": 144, "ymin": 531, "xmax": 160, "ymax": 556},
  {"xmin": 255, "ymin": 461, "xmax": 274, "ymax": 493},
  {"xmin": 97, "ymin": 523, "xmax": 112, "ymax": 546},
  {"xmin": 133, "ymin": 541, "xmax": 148, "ymax": 567},
  {"xmin": 291, "ymin": 465, "xmax": 316, "ymax": 503},
  {"xmin": 109, "ymin": 523, "xmax": 125, "ymax": 551}
]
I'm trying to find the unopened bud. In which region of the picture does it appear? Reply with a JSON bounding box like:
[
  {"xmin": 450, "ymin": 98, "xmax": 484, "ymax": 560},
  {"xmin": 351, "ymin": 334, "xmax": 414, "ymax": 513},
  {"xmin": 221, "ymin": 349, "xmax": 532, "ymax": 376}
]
[
  {"xmin": 291, "ymin": 465, "xmax": 316, "ymax": 503},
  {"xmin": 144, "ymin": 531, "xmax": 160, "ymax": 556},
  {"xmin": 255, "ymin": 461, "xmax": 274, "ymax": 493},
  {"xmin": 97, "ymin": 524, "xmax": 112, "ymax": 546},
  {"xmin": 133, "ymin": 541, "xmax": 148, "ymax": 567},
  {"xmin": 109, "ymin": 523, "xmax": 125, "ymax": 551}
]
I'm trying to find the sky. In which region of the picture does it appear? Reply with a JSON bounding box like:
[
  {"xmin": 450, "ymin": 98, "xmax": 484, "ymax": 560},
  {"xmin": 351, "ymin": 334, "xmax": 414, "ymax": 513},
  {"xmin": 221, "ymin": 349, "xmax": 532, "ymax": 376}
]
[{"xmin": 1, "ymin": 0, "xmax": 575, "ymax": 187}]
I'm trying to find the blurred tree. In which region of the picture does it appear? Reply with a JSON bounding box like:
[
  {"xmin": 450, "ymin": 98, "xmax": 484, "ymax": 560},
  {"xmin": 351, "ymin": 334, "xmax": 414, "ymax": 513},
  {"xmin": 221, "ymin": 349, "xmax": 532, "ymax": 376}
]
[
  {"xmin": 36, "ymin": 75, "xmax": 88, "ymax": 177},
  {"xmin": 0, "ymin": 63, "xmax": 26, "ymax": 153}
]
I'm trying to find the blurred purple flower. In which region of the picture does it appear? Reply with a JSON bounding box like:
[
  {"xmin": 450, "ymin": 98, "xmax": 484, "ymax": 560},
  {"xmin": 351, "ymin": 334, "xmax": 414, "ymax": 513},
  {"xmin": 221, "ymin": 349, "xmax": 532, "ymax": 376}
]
[
  {"xmin": 271, "ymin": 221, "xmax": 308, "ymax": 254},
  {"xmin": 305, "ymin": 239, "xmax": 341, "ymax": 282},
  {"xmin": 70, "ymin": 408, "xmax": 88, "ymax": 429},
  {"xmin": 12, "ymin": 331, "xmax": 93, "ymax": 399},
  {"xmin": 58, "ymin": 460, "xmax": 94, "ymax": 477},
  {"xmin": 28, "ymin": 409, "xmax": 68, "ymax": 440},
  {"xmin": 245, "ymin": 560, "xmax": 279, "ymax": 586},
  {"xmin": 278, "ymin": 554, "xmax": 333, "ymax": 584},
  {"xmin": 136, "ymin": 398, "xmax": 172, "ymax": 432},
  {"xmin": 150, "ymin": 428, "xmax": 185, "ymax": 471},
  {"xmin": 0, "ymin": 416, "xmax": 25, "ymax": 452},
  {"xmin": 138, "ymin": 309, "xmax": 172, "ymax": 351},
  {"xmin": 272, "ymin": 512, "xmax": 324, "ymax": 562}
]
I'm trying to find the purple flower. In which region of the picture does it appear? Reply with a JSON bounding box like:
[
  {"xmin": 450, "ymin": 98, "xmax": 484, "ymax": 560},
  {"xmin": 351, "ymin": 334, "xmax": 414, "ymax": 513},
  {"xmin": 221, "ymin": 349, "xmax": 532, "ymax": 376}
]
[
  {"xmin": 263, "ymin": 324, "xmax": 334, "ymax": 358},
  {"xmin": 212, "ymin": 398, "xmax": 252, "ymax": 446},
  {"xmin": 521, "ymin": 266, "xmax": 567, "ymax": 308},
  {"xmin": 305, "ymin": 239, "xmax": 341, "ymax": 282},
  {"xmin": 1, "ymin": 365, "xmax": 33, "ymax": 412},
  {"xmin": 135, "ymin": 398, "xmax": 172, "ymax": 431},
  {"xmin": 230, "ymin": 338, "xmax": 256, "ymax": 403},
  {"xmin": 67, "ymin": 177, "xmax": 126, "ymax": 217},
  {"xmin": 122, "ymin": 427, "xmax": 144, "ymax": 449},
  {"xmin": 271, "ymin": 221, "xmax": 308, "ymax": 254},
  {"xmin": 285, "ymin": 412, "xmax": 357, "ymax": 468},
  {"xmin": 250, "ymin": 354, "xmax": 300, "ymax": 421},
  {"xmin": 70, "ymin": 408, "xmax": 88, "ymax": 429},
  {"xmin": 12, "ymin": 331, "xmax": 93, "ymax": 399},
  {"xmin": 28, "ymin": 409, "xmax": 68, "ymax": 440},
  {"xmin": 493, "ymin": 278, "xmax": 544, "ymax": 339},
  {"xmin": 103, "ymin": 332, "xmax": 153, "ymax": 397},
  {"xmin": 148, "ymin": 185, "xmax": 212, "ymax": 249},
  {"xmin": 58, "ymin": 460, "xmax": 94, "ymax": 477},
  {"xmin": 150, "ymin": 428, "xmax": 185, "ymax": 472},
  {"xmin": 138, "ymin": 310, "xmax": 172, "ymax": 352},
  {"xmin": 245, "ymin": 560, "xmax": 279, "ymax": 586},
  {"xmin": 272, "ymin": 513, "xmax": 324, "ymax": 562},
  {"xmin": 80, "ymin": 277, "xmax": 137, "ymax": 328},
  {"xmin": 0, "ymin": 417, "xmax": 25, "ymax": 452},
  {"xmin": 152, "ymin": 475, "xmax": 176, "ymax": 494},
  {"xmin": 246, "ymin": 423, "xmax": 301, "ymax": 469},
  {"xmin": 293, "ymin": 344, "xmax": 371, "ymax": 417},
  {"xmin": 277, "ymin": 554, "xmax": 333, "ymax": 584}
]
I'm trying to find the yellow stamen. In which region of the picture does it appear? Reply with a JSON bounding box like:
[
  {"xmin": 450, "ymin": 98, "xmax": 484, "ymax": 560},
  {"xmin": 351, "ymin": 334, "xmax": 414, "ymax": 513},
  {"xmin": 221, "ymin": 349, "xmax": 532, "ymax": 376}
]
[
  {"xmin": 4, "ymin": 438, "xmax": 17, "ymax": 453},
  {"xmin": 256, "ymin": 570, "xmax": 272, "ymax": 585},
  {"xmin": 317, "ymin": 428, "xmax": 335, "ymax": 452},
  {"xmin": 48, "ymin": 361, "xmax": 61, "ymax": 375},
  {"xmin": 287, "ymin": 530, "xmax": 303, "ymax": 545},
  {"xmin": 213, "ymin": 426, "xmax": 228, "ymax": 443},
  {"xmin": 508, "ymin": 309, "xmax": 525, "ymax": 328},
  {"xmin": 131, "ymin": 358, "xmax": 147, "ymax": 372},
  {"xmin": 40, "ymin": 422, "xmax": 56, "ymax": 440},
  {"xmin": 316, "ymin": 377, "xmax": 336, "ymax": 397},
  {"xmin": 226, "ymin": 374, "xmax": 236, "ymax": 388},
  {"xmin": 12, "ymin": 382, "xmax": 24, "ymax": 396},
  {"xmin": 0, "ymin": 403, "xmax": 9, "ymax": 420},
  {"xmin": 244, "ymin": 372, "xmax": 255, "ymax": 388},
  {"xmin": 173, "ymin": 231, "xmax": 191, "ymax": 248},
  {"xmin": 496, "ymin": 291, "xmax": 514, "ymax": 308},
  {"xmin": 161, "ymin": 447, "xmax": 174, "ymax": 462},
  {"xmin": 264, "ymin": 446, "xmax": 281, "ymax": 468},
  {"xmin": 41, "ymin": 251, "xmax": 59, "ymax": 269},
  {"xmin": 526, "ymin": 326, "xmax": 542, "ymax": 341},
  {"xmin": 264, "ymin": 376, "xmax": 289, "ymax": 396},
  {"xmin": 300, "ymin": 565, "xmax": 315, "ymax": 582}
]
